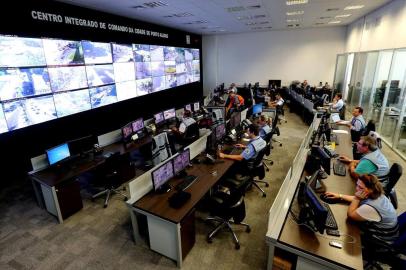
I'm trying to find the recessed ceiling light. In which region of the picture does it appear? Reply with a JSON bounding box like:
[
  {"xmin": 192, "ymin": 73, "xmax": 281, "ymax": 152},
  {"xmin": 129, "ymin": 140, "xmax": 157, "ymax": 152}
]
[
  {"xmin": 245, "ymin": 22, "xmax": 257, "ymax": 26},
  {"xmin": 319, "ymin": 16, "xmax": 332, "ymax": 19},
  {"xmin": 286, "ymin": 19, "xmax": 299, "ymax": 22},
  {"xmin": 286, "ymin": 0, "xmax": 308, "ymax": 5},
  {"xmin": 286, "ymin": 10, "xmax": 304, "ymax": 16},
  {"xmin": 345, "ymin": 5, "xmax": 364, "ymax": 10},
  {"xmin": 287, "ymin": 24, "xmax": 300, "ymax": 27},
  {"xmin": 142, "ymin": 1, "xmax": 168, "ymax": 8},
  {"xmin": 335, "ymin": 14, "xmax": 351, "ymax": 18},
  {"xmin": 326, "ymin": 8, "xmax": 340, "ymax": 12},
  {"xmin": 259, "ymin": 21, "xmax": 270, "ymax": 25},
  {"xmin": 246, "ymin": 5, "xmax": 261, "ymax": 9},
  {"xmin": 226, "ymin": 6, "xmax": 245, "ymax": 12},
  {"xmin": 251, "ymin": 27, "xmax": 263, "ymax": 30},
  {"xmin": 328, "ymin": 20, "xmax": 341, "ymax": 24}
]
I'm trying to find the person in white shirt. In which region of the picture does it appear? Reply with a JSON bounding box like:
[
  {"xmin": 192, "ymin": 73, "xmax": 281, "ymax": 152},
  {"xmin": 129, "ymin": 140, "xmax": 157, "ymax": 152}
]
[
  {"xmin": 268, "ymin": 93, "xmax": 284, "ymax": 108},
  {"xmin": 331, "ymin": 93, "xmax": 344, "ymax": 111}
]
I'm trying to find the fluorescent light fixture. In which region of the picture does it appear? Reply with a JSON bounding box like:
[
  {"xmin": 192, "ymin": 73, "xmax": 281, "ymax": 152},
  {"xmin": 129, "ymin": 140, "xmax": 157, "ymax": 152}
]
[
  {"xmin": 286, "ymin": 10, "xmax": 304, "ymax": 16},
  {"xmin": 286, "ymin": 19, "xmax": 299, "ymax": 22},
  {"xmin": 335, "ymin": 14, "xmax": 351, "ymax": 18},
  {"xmin": 344, "ymin": 5, "xmax": 364, "ymax": 10},
  {"xmin": 286, "ymin": 0, "xmax": 308, "ymax": 5},
  {"xmin": 328, "ymin": 20, "xmax": 341, "ymax": 24}
]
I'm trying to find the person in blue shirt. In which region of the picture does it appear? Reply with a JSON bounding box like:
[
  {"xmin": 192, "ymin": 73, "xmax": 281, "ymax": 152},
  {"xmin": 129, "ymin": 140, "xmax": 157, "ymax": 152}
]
[
  {"xmin": 258, "ymin": 115, "xmax": 272, "ymax": 139},
  {"xmin": 219, "ymin": 124, "xmax": 266, "ymax": 161}
]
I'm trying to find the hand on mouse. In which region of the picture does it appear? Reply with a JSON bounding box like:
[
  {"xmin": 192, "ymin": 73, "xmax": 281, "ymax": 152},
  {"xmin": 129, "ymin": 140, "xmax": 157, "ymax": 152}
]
[
  {"xmin": 339, "ymin": 155, "xmax": 351, "ymax": 163},
  {"xmin": 324, "ymin": 192, "xmax": 339, "ymax": 200}
]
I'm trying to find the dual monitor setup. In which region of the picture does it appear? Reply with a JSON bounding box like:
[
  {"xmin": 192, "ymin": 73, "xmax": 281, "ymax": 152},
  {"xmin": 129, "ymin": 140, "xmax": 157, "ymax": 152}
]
[
  {"xmin": 151, "ymin": 148, "xmax": 190, "ymax": 192},
  {"xmin": 154, "ymin": 108, "xmax": 176, "ymax": 127},
  {"xmin": 45, "ymin": 135, "xmax": 96, "ymax": 167},
  {"xmin": 185, "ymin": 102, "xmax": 200, "ymax": 113},
  {"xmin": 122, "ymin": 118, "xmax": 145, "ymax": 143}
]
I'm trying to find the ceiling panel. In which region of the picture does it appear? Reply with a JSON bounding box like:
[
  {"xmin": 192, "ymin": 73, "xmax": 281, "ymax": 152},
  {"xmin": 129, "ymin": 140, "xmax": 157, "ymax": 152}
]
[{"xmin": 56, "ymin": 0, "xmax": 392, "ymax": 34}]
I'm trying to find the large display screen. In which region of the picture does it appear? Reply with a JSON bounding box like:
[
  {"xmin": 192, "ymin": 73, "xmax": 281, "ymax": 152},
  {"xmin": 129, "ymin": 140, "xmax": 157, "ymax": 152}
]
[{"xmin": 0, "ymin": 34, "xmax": 200, "ymax": 133}]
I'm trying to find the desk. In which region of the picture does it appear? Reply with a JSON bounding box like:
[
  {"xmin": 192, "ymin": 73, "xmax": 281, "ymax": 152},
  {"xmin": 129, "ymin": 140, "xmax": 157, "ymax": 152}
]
[
  {"xmin": 29, "ymin": 136, "xmax": 152, "ymax": 223},
  {"xmin": 127, "ymin": 156, "xmax": 234, "ymax": 267},
  {"xmin": 266, "ymin": 120, "xmax": 363, "ymax": 269}
]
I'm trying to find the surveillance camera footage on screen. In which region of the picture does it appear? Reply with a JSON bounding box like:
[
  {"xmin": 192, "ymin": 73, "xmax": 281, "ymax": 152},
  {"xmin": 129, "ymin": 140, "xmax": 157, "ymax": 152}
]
[{"xmin": 0, "ymin": 34, "xmax": 200, "ymax": 134}]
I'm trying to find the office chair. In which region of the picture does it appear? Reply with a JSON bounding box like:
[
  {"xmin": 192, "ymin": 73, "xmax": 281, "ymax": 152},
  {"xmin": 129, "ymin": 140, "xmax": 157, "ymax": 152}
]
[
  {"xmin": 205, "ymin": 176, "xmax": 251, "ymax": 250},
  {"xmin": 339, "ymin": 104, "xmax": 346, "ymax": 121},
  {"xmin": 245, "ymin": 148, "xmax": 268, "ymax": 197},
  {"xmin": 262, "ymin": 132, "xmax": 273, "ymax": 170},
  {"xmin": 91, "ymin": 152, "xmax": 129, "ymax": 208},
  {"xmin": 178, "ymin": 122, "xmax": 199, "ymax": 149},
  {"xmin": 384, "ymin": 163, "xmax": 403, "ymax": 209},
  {"xmin": 363, "ymin": 211, "xmax": 406, "ymax": 270}
]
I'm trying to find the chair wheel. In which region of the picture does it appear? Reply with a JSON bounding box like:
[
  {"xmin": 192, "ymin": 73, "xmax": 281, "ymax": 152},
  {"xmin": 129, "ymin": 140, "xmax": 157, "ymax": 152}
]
[
  {"xmin": 124, "ymin": 197, "xmax": 128, "ymax": 201},
  {"xmin": 265, "ymin": 183, "xmax": 269, "ymax": 187},
  {"xmin": 246, "ymin": 226, "xmax": 251, "ymax": 233},
  {"xmin": 262, "ymin": 193, "xmax": 266, "ymax": 198},
  {"xmin": 235, "ymin": 243, "xmax": 240, "ymax": 250},
  {"xmin": 103, "ymin": 204, "xmax": 108, "ymax": 208},
  {"xmin": 270, "ymin": 161, "xmax": 274, "ymax": 165},
  {"xmin": 266, "ymin": 168, "xmax": 269, "ymax": 172},
  {"xmin": 279, "ymin": 144, "xmax": 282, "ymax": 147},
  {"xmin": 207, "ymin": 237, "xmax": 213, "ymax": 243}
]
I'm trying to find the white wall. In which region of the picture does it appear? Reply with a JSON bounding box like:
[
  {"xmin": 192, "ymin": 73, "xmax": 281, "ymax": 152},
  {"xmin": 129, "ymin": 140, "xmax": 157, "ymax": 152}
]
[
  {"xmin": 346, "ymin": 0, "xmax": 406, "ymax": 52},
  {"xmin": 202, "ymin": 27, "xmax": 346, "ymax": 95}
]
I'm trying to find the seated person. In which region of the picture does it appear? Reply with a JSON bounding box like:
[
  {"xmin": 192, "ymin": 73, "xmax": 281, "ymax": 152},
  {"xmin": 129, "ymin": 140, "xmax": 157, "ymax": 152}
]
[
  {"xmin": 219, "ymin": 124, "xmax": 266, "ymax": 162},
  {"xmin": 324, "ymin": 174, "xmax": 398, "ymax": 243},
  {"xmin": 258, "ymin": 115, "xmax": 272, "ymax": 139},
  {"xmin": 228, "ymin": 83, "xmax": 238, "ymax": 93},
  {"xmin": 268, "ymin": 93, "xmax": 284, "ymax": 108},
  {"xmin": 225, "ymin": 89, "xmax": 245, "ymax": 116},
  {"xmin": 330, "ymin": 93, "xmax": 344, "ymax": 111},
  {"xmin": 339, "ymin": 135, "xmax": 390, "ymax": 187},
  {"xmin": 171, "ymin": 110, "xmax": 197, "ymax": 137},
  {"xmin": 337, "ymin": 106, "xmax": 366, "ymax": 142}
]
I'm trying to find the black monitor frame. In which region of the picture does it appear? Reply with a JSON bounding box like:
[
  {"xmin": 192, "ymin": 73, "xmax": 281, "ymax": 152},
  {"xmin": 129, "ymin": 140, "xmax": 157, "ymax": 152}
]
[
  {"xmin": 131, "ymin": 117, "xmax": 144, "ymax": 133},
  {"xmin": 121, "ymin": 122, "xmax": 133, "ymax": 143},
  {"xmin": 46, "ymin": 142, "xmax": 71, "ymax": 166},
  {"xmin": 215, "ymin": 122, "xmax": 226, "ymax": 142},
  {"xmin": 269, "ymin": 80, "xmax": 282, "ymax": 88},
  {"xmin": 311, "ymin": 146, "xmax": 331, "ymax": 175},
  {"xmin": 151, "ymin": 159, "xmax": 174, "ymax": 193},
  {"xmin": 67, "ymin": 134, "xmax": 96, "ymax": 156},
  {"xmin": 173, "ymin": 148, "xmax": 190, "ymax": 176},
  {"xmin": 154, "ymin": 111, "xmax": 165, "ymax": 127}
]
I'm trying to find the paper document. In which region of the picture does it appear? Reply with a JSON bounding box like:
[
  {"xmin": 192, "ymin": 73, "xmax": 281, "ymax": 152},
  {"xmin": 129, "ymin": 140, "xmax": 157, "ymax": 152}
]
[
  {"xmin": 331, "ymin": 113, "xmax": 341, "ymax": 123},
  {"xmin": 332, "ymin": 130, "xmax": 349, "ymax": 134}
]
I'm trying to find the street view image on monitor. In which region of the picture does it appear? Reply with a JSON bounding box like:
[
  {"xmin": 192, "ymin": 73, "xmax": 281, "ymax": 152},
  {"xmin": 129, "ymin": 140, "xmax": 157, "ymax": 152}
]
[{"xmin": 0, "ymin": 34, "xmax": 200, "ymax": 134}]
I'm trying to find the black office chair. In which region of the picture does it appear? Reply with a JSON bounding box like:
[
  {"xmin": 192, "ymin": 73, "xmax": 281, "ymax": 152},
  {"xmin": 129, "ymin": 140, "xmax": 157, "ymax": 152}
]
[
  {"xmin": 180, "ymin": 122, "xmax": 199, "ymax": 146},
  {"xmin": 245, "ymin": 148, "xmax": 268, "ymax": 197},
  {"xmin": 339, "ymin": 103, "xmax": 346, "ymax": 121},
  {"xmin": 384, "ymin": 163, "xmax": 403, "ymax": 209},
  {"xmin": 205, "ymin": 176, "xmax": 251, "ymax": 250},
  {"xmin": 262, "ymin": 132, "xmax": 273, "ymax": 170},
  {"xmin": 91, "ymin": 152, "xmax": 129, "ymax": 208},
  {"xmin": 363, "ymin": 211, "xmax": 406, "ymax": 270}
]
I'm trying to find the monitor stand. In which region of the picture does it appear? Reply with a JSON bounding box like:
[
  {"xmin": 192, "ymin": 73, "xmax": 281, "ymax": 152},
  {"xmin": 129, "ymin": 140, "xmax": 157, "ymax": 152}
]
[
  {"xmin": 175, "ymin": 170, "xmax": 188, "ymax": 178},
  {"xmin": 156, "ymin": 183, "xmax": 172, "ymax": 194}
]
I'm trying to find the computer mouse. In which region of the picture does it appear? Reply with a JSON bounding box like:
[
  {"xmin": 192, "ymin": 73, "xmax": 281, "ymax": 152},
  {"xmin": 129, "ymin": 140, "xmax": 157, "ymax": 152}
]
[{"xmin": 320, "ymin": 193, "xmax": 340, "ymax": 204}]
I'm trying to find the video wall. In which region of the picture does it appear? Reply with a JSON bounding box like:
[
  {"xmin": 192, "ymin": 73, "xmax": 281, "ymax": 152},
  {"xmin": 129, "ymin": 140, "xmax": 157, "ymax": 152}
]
[{"xmin": 0, "ymin": 35, "xmax": 201, "ymax": 133}]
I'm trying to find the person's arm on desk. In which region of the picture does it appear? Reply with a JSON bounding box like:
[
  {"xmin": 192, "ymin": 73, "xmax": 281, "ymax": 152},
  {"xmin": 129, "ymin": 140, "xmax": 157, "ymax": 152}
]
[{"xmin": 218, "ymin": 152, "xmax": 244, "ymax": 161}]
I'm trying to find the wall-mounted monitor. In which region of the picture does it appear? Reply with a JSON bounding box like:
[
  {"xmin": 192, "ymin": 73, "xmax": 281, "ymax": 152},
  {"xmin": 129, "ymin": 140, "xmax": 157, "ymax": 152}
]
[
  {"xmin": 164, "ymin": 61, "xmax": 176, "ymax": 74},
  {"xmin": 136, "ymin": 78, "xmax": 153, "ymax": 96},
  {"xmin": 113, "ymin": 62, "xmax": 135, "ymax": 82},
  {"xmin": 0, "ymin": 36, "xmax": 46, "ymax": 67},
  {"xmin": 133, "ymin": 44, "xmax": 150, "ymax": 62},
  {"xmin": 191, "ymin": 49, "xmax": 200, "ymax": 60},
  {"xmin": 112, "ymin": 43, "xmax": 133, "ymax": 63},
  {"xmin": 164, "ymin": 108, "xmax": 176, "ymax": 120},
  {"xmin": 82, "ymin": 41, "xmax": 112, "ymax": 64},
  {"xmin": 0, "ymin": 67, "xmax": 51, "ymax": 101},
  {"xmin": 152, "ymin": 76, "xmax": 166, "ymax": 92},
  {"xmin": 175, "ymin": 48, "xmax": 185, "ymax": 63},
  {"xmin": 42, "ymin": 39, "xmax": 84, "ymax": 66},
  {"xmin": 86, "ymin": 64, "xmax": 115, "ymax": 87},
  {"xmin": 164, "ymin": 47, "xmax": 176, "ymax": 61},
  {"xmin": 136, "ymin": 62, "xmax": 152, "ymax": 79},
  {"xmin": 151, "ymin": 61, "xmax": 165, "ymax": 77},
  {"xmin": 150, "ymin": 45, "xmax": 164, "ymax": 61},
  {"xmin": 115, "ymin": 80, "xmax": 137, "ymax": 101},
  {"xmin": 53, "ymin": 89, "xmax": 91, "ymax": 117},
  {"xmin": 48, "ymin": 66, "xmax": 88, "ymax": 92},
  {"xmin": 46, "ymin": 143, "xmax": 71, "ymax": 166},
  {"xmin": 0, "ymin": 108, "xmax": 8, "ymax": 133},
  {"xmin": 89, "ymin": 85, "xmax": 117, "ymax": 109},
  {"xmin": 184, "ymin": 49, "xmax": 193, "ymax": 61}
]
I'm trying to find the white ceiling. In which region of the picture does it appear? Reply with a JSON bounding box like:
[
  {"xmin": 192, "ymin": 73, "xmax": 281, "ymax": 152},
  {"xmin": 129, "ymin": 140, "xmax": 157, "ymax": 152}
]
[{"xmin": 56, "ymin": 0, "xmax": 392, "ymax": 35}]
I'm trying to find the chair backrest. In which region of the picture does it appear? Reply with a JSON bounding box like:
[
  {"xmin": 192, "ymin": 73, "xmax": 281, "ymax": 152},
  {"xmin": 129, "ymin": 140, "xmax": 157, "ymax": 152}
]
[
  {"xmin": 184, "ymin": 122, "xmax": 199, "ymax": 139},
  {"xmin": 247, "ymin": 148, "xmax": 266, "ymax": 179},
  {"xmin": 264, "ymin": 132, "xmax": 272, "ymax": 156},
  {"xmin": 339, "ymin": 104, "xmax": 346, "ymax": 120},
  {"xmin": 385, "ymin": 163, "xmax": 403, "ymax": 194}
]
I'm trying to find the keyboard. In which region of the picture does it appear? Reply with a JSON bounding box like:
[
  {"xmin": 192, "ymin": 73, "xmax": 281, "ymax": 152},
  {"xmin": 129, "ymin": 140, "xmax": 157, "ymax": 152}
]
[
  {"xmin": 321, "ymin": 201, "xmax": 338, "ymax": 230},
  {"xmin": 333, "ymin": 161, "xmax": 346, "ymax": 176},
  {"xmin": 176, "ymin": 175, "xmax": 198, "ymax": 191},
  {"xmin": 222, "ymin": 147, "xmax": 243, "ymax": 155}
]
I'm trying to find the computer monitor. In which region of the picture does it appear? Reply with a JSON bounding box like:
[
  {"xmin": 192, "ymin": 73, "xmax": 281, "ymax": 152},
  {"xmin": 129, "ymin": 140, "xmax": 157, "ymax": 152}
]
[
  {"xmin": 68, "ymin": 135, "xmax": 96, "ymax": 156},
  {"xmin": 173, "ymin": 148, "xmax": 190, "ymax": 175},
  {"xmin": 151, "ymin": 159, "xmax": 174, "ymax": 192},
  {"xmin": 307, "ymin": 169, "xmax": 322, "ymax": 192},
  {"xmin": 46, "ymin": 143, "xmax": 71, "ymax": 166},
  {"xmin": 121, "ymin": 122, "xmax": 133, "ymax": 142},
  {"xmin": 185, "ymin": 104, "xmax": 192, "ymax": 111},
  {"xmin": 269, "ymin": 80, "xmax": 282, "ymax": 88},
  {"xmin": 252, "ymin": 104, "xmax": 263, "ymax": 116},
  {"xmin": 193, "ymin": 102, "xmax": 200, "ymax": 112},
  {"xmin": 240, "ymin": 108, "xmax": 248, "ymax": 122},
  {"xmin": 154, "ymin": 112, "xmax": 165, "ymax": 125},
  {"xmin": 164, "ymin": 108, "xmax": 176, "ymax": 120},
  {"xmin": 312, "ymin": 146, "xmax": 331, "ymax": 175},
  {"xmin": 132, "ymin": 118, "xmax": 144, "ymax": 133},
  {"xmin": 297, "ymin": 180, "xmax": 328, "ymax": 234},
  {"xmin": 215, "ymin": 123, "xmax": 226, "ymax": 141}
]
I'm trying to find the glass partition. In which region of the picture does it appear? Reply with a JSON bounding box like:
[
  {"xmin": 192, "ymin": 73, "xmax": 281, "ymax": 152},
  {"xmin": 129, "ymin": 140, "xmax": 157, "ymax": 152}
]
[
  {"xmin": 332, "ymin": 54, "xmax": 347, "ymax": 98},
  {"xmin": 359, "ymin": 52, "xmax": 379, "ymax": 120},
  {"xmin": 379, "ymin": 49, "xmax": 406, "ymax": 146},
  {"xmin": 347, "ymin": 53, "xmax": 367, "ymax": 110}
]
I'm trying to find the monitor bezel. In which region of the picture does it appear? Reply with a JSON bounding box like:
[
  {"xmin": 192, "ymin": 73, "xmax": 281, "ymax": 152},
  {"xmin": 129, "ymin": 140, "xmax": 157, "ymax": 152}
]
[
  {"xmin": 151, "ymin": 159, "xmax": 174, "ymax": 191},
  {"xmin": 173, "ymin": 148, "xmax": 190, "ymax": 175},
  {"xmin": 46, "ymin": 142, "xmax": 71, "ymax": 166}
]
